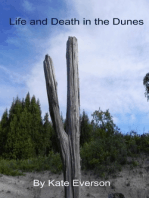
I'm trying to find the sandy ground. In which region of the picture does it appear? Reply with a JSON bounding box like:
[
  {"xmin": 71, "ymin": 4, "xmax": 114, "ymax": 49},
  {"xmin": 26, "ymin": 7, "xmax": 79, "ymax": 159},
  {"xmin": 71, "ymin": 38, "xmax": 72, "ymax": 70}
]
[{"xmin": 0, "ymin": 156, "xmax": 149, "ymax": 198}]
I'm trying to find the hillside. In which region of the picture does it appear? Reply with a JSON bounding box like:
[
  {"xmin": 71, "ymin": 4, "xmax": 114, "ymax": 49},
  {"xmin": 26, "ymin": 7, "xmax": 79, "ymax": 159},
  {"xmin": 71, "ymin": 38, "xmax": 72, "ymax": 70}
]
[{"xmin": 0, "ymin": 155, "xmax": 149, "ymax": 198}]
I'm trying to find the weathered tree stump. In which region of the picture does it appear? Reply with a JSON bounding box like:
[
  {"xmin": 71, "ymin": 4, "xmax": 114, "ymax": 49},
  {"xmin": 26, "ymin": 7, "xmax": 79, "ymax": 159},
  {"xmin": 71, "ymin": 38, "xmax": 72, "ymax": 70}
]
[{"xmin": 43, "ymin": 37, "xmax": 81, "ymax": 198}]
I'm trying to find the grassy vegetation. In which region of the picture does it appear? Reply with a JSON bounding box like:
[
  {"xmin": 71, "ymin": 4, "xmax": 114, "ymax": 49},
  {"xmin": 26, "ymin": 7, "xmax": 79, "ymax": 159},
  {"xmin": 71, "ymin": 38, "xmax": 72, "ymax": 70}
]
[
  {"xmin": 0, "ymin": 151, "xmax": 62, "ymax": 176},
  {"xmin": 0, "ymin": 135, "xmax": 148, "ymax": 177}
]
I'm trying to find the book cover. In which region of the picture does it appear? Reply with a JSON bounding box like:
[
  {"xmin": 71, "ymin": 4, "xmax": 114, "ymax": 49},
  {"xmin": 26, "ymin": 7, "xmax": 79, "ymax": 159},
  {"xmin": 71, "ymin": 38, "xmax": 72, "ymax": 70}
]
[{"xmin": 0, "ymin": 0, "xmax": 149, "ymax": 198}]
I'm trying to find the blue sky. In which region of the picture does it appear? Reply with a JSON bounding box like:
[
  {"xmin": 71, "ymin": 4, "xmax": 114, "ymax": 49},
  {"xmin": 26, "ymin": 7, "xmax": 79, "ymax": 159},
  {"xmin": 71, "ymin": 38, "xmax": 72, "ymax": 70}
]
[{"xmin": 1, "ymin": 0, "xmax": 149, "ymax": 134}]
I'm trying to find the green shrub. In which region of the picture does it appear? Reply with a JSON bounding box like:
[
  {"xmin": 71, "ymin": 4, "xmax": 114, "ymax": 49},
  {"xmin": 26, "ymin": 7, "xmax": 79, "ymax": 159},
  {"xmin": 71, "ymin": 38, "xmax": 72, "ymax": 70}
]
[
  {"xmin": 0, "ymin": 159, "xmax": 24, "ymax": 176},
  {"xmin": 0, "ymin": 151, "xmax": 62, "ymax": 176}
]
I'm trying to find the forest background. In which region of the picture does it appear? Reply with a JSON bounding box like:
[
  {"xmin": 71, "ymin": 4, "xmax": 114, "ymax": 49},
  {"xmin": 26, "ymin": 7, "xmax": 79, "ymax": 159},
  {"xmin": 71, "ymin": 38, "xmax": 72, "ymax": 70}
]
[{"xmin": 0, "ymin": 92, "xmax": 148, "ymax": 177}]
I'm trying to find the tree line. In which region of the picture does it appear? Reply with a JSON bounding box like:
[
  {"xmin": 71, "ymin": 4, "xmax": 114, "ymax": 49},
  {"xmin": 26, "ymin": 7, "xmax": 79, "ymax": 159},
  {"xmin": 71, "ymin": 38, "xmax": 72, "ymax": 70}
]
[
  {"xmin": 0, "ymin": 93, "xmax": 149, "ymax": 175},
  {"xmin": 0, "ymin": 93, "xmax": 57, "ymax": 159}
]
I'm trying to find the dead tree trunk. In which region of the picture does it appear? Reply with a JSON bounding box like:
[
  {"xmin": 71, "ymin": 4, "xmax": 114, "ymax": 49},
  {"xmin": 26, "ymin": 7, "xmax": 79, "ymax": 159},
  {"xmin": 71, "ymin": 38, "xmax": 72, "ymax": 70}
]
[{"xmin": 43, "ymin": 37, "xmax": 81, "ymax": 198}]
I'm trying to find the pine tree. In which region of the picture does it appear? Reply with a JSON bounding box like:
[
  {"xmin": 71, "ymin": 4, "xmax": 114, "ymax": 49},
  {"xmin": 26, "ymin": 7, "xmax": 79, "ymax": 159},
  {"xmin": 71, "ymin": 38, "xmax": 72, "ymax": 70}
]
[
  {"xmin": 9, "ymin": 99, "xmax": 15, "ymax": 121},
  {"xmin": 42, "ymin": 113, "xmax": 53, "ymax": 155},
  {"xmin": 0, "ymin": 109, "xmax": 9, "ymax": 156},
  {"xmin": 25, "ymin": 92, "xmax": 31, "ymax": 111},
  {"xmin": 80, "ymin": 110, "xmax": 92, "ymax": 146},
  {"xmin": 5, "ymin": 94, "xmax": 35, "ymax": 159},
  {"xmin": 18, "ymin": 107, "xmax": 34, "ymax": 158},
  {"xmin": 30, "ymin": 95, "xmax": 43, "ymax": 155}
]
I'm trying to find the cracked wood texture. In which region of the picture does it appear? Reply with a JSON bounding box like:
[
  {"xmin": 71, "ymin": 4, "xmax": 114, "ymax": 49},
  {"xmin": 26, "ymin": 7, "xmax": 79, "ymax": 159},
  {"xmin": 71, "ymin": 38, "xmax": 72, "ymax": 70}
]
[{"xmin": 43, "ymin": 37, "xmax": 80, "ymax": 198}]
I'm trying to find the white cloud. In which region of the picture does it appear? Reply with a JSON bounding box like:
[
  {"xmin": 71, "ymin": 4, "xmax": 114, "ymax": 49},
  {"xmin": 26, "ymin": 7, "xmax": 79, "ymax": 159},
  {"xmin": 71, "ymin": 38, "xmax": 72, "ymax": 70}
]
[
  {"xmin": 18, "ymin": 0, "xmax": 149, "ymax": 132},
  {"xmin": 0, "ymin": 65, "xmax": 29, "ymax": 85}
]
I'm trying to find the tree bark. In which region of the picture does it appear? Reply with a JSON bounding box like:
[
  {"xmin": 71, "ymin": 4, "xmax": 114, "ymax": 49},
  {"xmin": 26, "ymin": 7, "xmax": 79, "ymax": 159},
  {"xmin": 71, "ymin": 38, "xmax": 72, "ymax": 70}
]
[{"xmin": 43, "ymin": 36, "xmax": 80, "ymax": 198}]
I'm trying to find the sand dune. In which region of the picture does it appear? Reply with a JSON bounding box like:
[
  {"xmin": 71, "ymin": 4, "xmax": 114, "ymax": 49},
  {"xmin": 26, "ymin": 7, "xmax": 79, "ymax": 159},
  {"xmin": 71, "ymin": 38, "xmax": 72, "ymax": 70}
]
[{"xmin": 0, "ymin": 157, "xmax": 149, "ymax": 198}]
